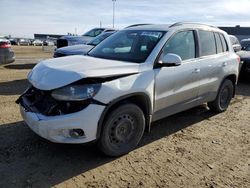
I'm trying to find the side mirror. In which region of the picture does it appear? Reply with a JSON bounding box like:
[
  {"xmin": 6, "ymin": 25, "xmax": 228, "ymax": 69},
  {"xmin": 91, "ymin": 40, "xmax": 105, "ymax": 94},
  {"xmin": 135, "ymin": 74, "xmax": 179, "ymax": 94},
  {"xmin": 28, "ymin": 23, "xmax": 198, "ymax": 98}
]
[
  {"xmin": 232, "ymin": 45, "xmax": 241, "ymax": 52},
  {"xmin": 158, "ymin": 53, "xmax": 182, "ymax": 67}
]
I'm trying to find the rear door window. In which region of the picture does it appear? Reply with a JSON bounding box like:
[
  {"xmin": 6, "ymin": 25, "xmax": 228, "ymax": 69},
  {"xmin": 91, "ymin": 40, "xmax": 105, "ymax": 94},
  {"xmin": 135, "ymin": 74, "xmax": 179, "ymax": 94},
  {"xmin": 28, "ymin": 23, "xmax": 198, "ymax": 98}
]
[{"xmin": 198, "ymin": 30, "xmax": 216, "ymax": 56}]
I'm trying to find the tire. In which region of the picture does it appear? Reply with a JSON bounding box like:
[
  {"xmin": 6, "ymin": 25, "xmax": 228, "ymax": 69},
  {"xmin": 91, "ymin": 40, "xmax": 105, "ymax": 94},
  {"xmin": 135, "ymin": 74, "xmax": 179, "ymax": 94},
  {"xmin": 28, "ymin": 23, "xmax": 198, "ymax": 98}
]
[
  {"xmin": 208, "ymin": 79, "xmax": 234, "ymax": 113},
  {"xmin": 98, "ymin": 103, "xmax": 145, "ymax": 157}
]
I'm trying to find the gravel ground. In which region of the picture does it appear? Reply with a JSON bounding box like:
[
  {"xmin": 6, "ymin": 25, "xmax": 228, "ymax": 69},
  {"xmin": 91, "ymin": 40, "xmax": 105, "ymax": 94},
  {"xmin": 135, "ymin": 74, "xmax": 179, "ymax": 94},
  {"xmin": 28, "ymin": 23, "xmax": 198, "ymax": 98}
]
[{"xmin": 0, "ymin": 46, "xmax": 249, "ymax": 188}]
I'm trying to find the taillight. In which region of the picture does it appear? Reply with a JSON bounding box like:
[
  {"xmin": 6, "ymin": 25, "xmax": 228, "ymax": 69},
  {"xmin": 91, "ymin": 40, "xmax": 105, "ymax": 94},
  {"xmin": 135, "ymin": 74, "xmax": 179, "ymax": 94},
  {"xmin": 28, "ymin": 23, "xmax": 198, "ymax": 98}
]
[
  {"xmin": 0, "ymin": 42, "xmax": 11, "ymax": 48},
  {"xmin": 237, "ymin": 55, "xmax": 241, "ymax": 63}
]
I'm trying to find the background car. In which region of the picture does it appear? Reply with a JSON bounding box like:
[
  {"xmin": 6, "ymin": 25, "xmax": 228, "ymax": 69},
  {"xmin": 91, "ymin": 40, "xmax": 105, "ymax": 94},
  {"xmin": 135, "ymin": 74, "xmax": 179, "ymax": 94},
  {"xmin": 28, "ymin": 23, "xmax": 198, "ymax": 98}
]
[
  {"xmin": 9, "ymin": 38, "xmax": 18, "ymax": 45},
  {"xmin": 33, "ymin": 39, "xmax": 43, "ymax": 46},
  {"xmin": 54, "ymin": 31, "xmax": 116, "ymax": 58},
  {"xmin": 245, "ymin": 45, "xmax": 250, "ymax": 51},
  {"xmin": 18, "ymin": 38, "xmax": 30, "ymax": 46},
  {"xmin": 229, "ymin": 35, "xmax": 250, "ymax": 78},
  {"xmin": 43, "ymin": 40, "xmax": 55, "ymax": 46},
  {"xmin": 56, "ymin": 28, "xmax": 116, "ymax": 48},
  {"xmin": 0, "ymin": 38, "xmax": 15, "ymax": 64},
  {"xmin": 241, "ymin": 38, "xmax": 250, "ymax": 50}
]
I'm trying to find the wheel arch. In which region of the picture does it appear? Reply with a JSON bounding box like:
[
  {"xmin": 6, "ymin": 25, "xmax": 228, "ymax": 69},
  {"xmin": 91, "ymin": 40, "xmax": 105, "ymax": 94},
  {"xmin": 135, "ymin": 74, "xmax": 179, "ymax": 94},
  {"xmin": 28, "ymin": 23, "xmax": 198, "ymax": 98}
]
[
  {"xmin": 223, "ymin": 74, "xmax": 237, "ymax": 97},
  {"xmin": 96, "ymin": 92, "xmax": 152, "ymax": 140}
]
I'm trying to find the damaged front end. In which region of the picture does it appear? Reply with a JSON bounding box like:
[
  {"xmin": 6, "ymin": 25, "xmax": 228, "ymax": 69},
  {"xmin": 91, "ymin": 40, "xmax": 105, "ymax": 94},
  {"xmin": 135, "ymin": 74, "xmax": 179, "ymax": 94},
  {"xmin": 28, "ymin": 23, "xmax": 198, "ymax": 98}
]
[
  {"xmin": 16, "ymin": 87, "xmax": 90, "ymax": 116},
  {"xmin": 16, "ymin": 73, "xmax": 138, "ymax": 117},
  {"xmin": 16, "ymin": 79, "xmax": 106, "ymax": 116}
]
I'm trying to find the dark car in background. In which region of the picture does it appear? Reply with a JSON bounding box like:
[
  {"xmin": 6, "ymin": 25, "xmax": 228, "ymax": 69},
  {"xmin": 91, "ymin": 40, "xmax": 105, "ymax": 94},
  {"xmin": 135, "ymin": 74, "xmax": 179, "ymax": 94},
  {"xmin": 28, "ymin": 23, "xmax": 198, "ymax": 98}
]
[
  {"xmin": 54, "ymin": 31, "xmax": 115, "ymax": 58},
  {"xmin": 56, "ymin": 28, "xmax": 116, "ymax": 48},
  {"xmin": 9, "ymin": 38, "xmax": 18, "ymax": 45},
  {"xmin": 229, "ymin": 35, "xmax": 250, "ymax": 78},
  {"xmin": 245, "ymin": 45, "xmax": 250, "ymax": 51},
  {"xmin": 0, "ymin": 38, "xmax": 15, "ymax": 64},
  {"xmin": 241, "ymin": 38, "xmax": 250, "ymax": 50}
]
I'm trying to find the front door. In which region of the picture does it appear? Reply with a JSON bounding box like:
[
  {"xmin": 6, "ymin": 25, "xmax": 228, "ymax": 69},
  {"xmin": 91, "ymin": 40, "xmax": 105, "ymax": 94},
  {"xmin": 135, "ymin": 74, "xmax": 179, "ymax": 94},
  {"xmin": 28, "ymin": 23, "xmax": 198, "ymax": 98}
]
[{"xmin": 153, "ymin": 30, "xmax": 200, "ymax": 121}]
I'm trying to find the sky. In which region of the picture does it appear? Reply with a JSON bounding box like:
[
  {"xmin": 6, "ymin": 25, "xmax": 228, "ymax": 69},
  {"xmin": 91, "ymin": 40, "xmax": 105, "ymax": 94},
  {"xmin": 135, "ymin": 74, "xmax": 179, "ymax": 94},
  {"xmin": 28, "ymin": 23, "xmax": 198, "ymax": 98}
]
[{"xmin": 1, "ymin": 0, "xmax": 250, "ymax": 38}]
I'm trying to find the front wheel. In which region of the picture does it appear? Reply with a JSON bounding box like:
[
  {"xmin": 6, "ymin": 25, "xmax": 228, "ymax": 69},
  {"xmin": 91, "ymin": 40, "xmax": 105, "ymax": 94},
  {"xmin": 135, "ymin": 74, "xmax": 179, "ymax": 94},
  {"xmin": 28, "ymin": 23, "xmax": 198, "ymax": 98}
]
[
  {"xmin": 208, "ymin": 79, "xmax": 234, "ymax": 112},
  {"xmin": 98, "ymin": 103, "xmax": 145, "ymax": 157}
]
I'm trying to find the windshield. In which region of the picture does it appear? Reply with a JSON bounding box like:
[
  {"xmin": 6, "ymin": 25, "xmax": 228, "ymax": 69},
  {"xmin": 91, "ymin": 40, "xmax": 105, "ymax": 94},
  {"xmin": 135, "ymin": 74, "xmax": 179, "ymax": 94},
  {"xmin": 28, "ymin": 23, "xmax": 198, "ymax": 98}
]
[
  {"xmin": 83, "ymin": 28, "xmax": 105, "ymax": 37},
  {"xmin": 88, "ymin": 30, "xmax": 165, "ymax": 63},
  {"xmin": 87, "ymin": 32, "xmax": 113, "ymax": 46}
]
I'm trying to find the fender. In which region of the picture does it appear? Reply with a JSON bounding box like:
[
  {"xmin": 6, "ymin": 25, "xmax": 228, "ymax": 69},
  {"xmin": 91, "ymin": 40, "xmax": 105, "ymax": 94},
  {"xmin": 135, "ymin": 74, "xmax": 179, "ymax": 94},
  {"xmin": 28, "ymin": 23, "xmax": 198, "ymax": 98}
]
[{"xmin": 96, "ymin": 92, "xmax": 153, "ymax": 139}]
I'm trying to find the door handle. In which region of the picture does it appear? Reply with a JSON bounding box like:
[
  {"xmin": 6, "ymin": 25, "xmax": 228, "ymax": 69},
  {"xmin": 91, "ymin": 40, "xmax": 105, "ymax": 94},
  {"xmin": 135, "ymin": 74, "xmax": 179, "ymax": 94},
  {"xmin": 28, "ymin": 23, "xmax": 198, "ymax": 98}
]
[{"xmin": 193, "ymin": 68, "xmax": 200, "ymax": 73}]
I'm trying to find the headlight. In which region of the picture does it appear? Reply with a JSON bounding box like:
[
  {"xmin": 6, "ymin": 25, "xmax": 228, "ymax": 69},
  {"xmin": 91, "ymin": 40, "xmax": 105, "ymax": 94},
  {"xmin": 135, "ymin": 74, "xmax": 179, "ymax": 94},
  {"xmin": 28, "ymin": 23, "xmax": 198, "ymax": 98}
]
[{"xmin": 51, "ymin": 84, "xmax": 101, "ymax": 101}]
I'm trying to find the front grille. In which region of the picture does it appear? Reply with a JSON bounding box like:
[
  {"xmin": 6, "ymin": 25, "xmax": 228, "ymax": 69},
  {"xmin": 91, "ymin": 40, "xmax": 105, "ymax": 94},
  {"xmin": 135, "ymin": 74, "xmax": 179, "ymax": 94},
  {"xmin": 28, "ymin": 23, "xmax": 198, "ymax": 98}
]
[
  {"xmin": 57, "ymin": 39, "xmax": 68, "ymax": 48},
  {"xmin": 17, "ymin": 87, "xmax": 89, "ymax": 116}
]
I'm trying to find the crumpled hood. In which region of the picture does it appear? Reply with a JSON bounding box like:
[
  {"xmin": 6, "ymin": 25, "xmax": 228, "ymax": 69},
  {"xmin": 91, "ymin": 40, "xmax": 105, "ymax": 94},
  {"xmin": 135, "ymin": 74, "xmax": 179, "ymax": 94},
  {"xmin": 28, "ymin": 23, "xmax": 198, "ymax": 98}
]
[
  {"xmin": 28, "ymin": 55, "xmax": 140, "ymax": 90},
  {"xmin": 56, "ymin": 44, "xmax": 94, "ymax": 55}
]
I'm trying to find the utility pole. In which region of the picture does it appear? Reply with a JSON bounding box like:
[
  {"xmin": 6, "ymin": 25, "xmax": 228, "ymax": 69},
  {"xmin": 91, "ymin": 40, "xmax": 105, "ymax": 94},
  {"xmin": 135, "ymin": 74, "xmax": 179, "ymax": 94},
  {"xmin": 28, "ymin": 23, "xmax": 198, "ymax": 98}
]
[
  {"xmin": 112, "ymin": 0, "xmax": 116, "ymax": 28},
  {"xmin": 100, "ymin": 21, "xmax": 102, "ymax": 28}
]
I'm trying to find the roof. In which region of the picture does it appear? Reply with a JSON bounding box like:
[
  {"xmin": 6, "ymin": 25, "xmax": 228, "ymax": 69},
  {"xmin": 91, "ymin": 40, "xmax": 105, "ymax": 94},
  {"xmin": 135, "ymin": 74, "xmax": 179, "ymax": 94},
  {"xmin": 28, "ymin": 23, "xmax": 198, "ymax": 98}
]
[
  {"xmin": 241, "ymin": 38, "xmax": 250, "ymax": 42},
  {"xmin": 125, "ymin": 24, "xmax": 171, "ymax": 31},
  {"xmin": 125, "ymin": 22, "xmax": 222, "ymax": 33}
]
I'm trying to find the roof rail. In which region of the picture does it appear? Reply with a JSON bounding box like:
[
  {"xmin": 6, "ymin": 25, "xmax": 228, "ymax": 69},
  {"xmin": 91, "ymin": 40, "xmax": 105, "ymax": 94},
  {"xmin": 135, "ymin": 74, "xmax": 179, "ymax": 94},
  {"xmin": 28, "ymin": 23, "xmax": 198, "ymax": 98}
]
[
  {"xmin": 125, "ymin": 24, "xmax": 152, "ymax": 28},
  {"xmin": 169, "ymin": 22, "xmax": 217, "ymax": 28}
]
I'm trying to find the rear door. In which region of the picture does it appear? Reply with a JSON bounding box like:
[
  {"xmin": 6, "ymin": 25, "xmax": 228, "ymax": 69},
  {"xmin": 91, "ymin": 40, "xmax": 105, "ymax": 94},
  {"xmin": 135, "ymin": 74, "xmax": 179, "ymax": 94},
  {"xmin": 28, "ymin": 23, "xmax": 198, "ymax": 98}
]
[
  {"xmin": 197, "ymin": 30, "xmax": 229, "ymax": 101},
  {"xmin": 153, "ymin": 30, "xmax": 200, "ymax": 121}
]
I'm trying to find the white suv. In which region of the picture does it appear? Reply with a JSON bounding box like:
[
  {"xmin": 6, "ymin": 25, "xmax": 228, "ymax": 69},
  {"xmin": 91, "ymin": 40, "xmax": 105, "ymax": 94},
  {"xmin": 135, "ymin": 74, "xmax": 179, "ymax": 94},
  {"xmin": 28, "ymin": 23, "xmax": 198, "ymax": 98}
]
[{"xmin": 17, "ymin": 23, "xmax": 239, "ymax": 156}]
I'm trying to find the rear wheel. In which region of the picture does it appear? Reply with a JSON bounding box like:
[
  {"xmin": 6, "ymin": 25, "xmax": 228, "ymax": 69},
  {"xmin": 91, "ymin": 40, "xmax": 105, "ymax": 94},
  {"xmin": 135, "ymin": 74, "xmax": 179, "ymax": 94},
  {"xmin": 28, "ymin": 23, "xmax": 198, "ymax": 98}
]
[
  {"xmin": 208, "ymin": 79, "xmax": 234, "ymax": 112},
  {"xmin": 98, "ymin": 103, "xmax": 145, "ymax": 157}
]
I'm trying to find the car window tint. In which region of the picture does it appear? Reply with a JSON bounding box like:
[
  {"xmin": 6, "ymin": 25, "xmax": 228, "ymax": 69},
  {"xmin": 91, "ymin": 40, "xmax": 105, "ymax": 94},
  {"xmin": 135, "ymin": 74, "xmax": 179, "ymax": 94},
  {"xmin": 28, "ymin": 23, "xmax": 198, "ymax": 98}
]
[
  {"xmin": 161, "ymin": 30, "xmax": 195, "ymax": 61},
  {"xmin": 199, "ymin": 30, "xmax": 216, "ymax": 56},
  {"xmin": 214, "ymin": 33, "xmax": 223, "ymax": 53},
  {"xmin": 105, "ymin": 30, "xmax": 115, "ymax": 32},
  {"xmin": 235, "ymin": 38, "xmax": 240, "ymax": 45},
  {"xmin": 219, "ymin": 34, "xmax": 228, "ymax": 52},
  {"xmin": 229, "ymin": 35, "xmax": 240, "ymax": 46},
  {"xmin": 88, "ymin": 33, "xmax": 112, "ymax": 46},
  {"xmin": 88, "ymin": 30, "xmax": 164, "ymax": 63},
  {"xmin": 83, "ymin": 29, "xmax": 104, "ymax": 37},
  {"xmin": 241, "ymin": 40, "xmax": 250, "ymax": 49}
]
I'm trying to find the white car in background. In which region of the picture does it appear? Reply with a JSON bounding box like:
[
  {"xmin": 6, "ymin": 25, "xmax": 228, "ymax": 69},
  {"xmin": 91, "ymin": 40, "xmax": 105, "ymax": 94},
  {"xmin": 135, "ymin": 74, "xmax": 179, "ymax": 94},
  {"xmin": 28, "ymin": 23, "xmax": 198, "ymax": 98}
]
[{"xmin": 33, "ymin": 39, "xmax": 43, "ymax": 46}]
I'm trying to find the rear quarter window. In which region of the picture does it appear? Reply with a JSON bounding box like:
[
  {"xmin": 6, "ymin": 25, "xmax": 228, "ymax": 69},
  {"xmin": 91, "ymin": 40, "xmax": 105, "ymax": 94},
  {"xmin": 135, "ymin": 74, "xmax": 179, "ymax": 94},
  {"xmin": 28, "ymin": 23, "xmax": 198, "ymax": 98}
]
[
  {"xmin": 199, "ymin": 30, "xmax": 216, "ymax": 56},
  {"xmin": 214, "ymin": 33, "xmax": 223, "ymax": 53},
  {"xmin": 219, "ymin": 34, "xmax": 228, "ymax": 52}
]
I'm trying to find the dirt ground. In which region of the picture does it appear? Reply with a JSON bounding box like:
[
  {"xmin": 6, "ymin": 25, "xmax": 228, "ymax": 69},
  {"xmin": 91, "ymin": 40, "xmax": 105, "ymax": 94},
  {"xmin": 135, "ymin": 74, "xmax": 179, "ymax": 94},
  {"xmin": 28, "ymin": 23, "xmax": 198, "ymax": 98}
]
[{"xmin": 0, "ymin": 46, "xmax": 249, "ymax": 188}]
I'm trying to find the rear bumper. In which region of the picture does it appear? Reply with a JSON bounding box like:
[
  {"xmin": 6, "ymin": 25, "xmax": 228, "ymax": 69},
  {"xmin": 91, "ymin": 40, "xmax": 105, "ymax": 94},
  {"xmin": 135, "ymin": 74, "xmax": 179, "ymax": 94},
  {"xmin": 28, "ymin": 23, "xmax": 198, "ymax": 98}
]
[{"xmin": 0, "ymin": 51, "xmax": 15, "ymax": 64}]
